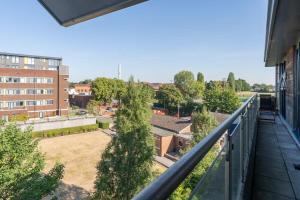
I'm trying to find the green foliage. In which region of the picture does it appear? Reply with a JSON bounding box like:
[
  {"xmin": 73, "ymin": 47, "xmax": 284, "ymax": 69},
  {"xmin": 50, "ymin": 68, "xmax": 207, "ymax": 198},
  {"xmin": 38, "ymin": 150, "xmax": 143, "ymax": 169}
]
[
  {"xmin": 252, "ymin": 83, "xmax": 275, "ymax": 92},
  {"xmin": 235, "ymin": 79, "xmax": 251, "ymax": 92},
  {"xmin": 156, "ymin": 84, "xmax": 184, "ymax": 109},
  {"xmin": 87, "ymin": 100, "xmax": 100, "ymax": 115},
  {"xmin": 32, "ymin": 124, "xmax": 98, "ymax": 138},
  {"xmin": 9, "ymin": 114, "xmax": 28, "ymax": 122},
  {"xmin": 191, "ymin": 109, "xmax": 218, "ymax": 144},
  {"xmin": 79, "ymin": 79, "xmax": 92, "ymax": 84},
  {"xmin": 170, "ymin": 110, "xmax": 218, "ymax": 199},
  {"xmin": 0, "ymin": 119, "xmax": 5, "ymax": 126},
  {"xmin": 92, "ymin": 78, "xmax": 155, "ymax": 200},
  {"xmin": 197, "ymin": 72, "xmax": 204, "ymax": 84},
  {"xmin": 174, "ymin": 71, "xmax": 203, "ymax": 99},
  {"xmin": 114, "ymin": 79, "xmax": 127, "ymax": 102},
  {"xmin": 0, "ymin": 124, "xmax": 64, "ymax": 200},
  {"xmin": 203, "ymin": 81, "xmax": 223, "ymax": 112},
  {"xmin": 180, "ymin": 99, "xmax": 203, "ymax": 117},
  {"xmin": 227, "ymin": 72, "xmax": 236, "ymax": 91},
  {"xmin": 218, "ymin": 89, "xmax": 241, "ymax": 113},
  {"xmin": 140, "ymin": 82, "xmax": 156, "ymax": 102},
  {"xmin": 91, "ymin": 77, "xmax": 116, "ymax": 104},
  {"xmin": 98, "ymin": 121, "xmax": 110, "ymax": 129},
  {"xmin": 91, "ymin": 78, "xmax": 127, "ymax": 105},
  {"xmin": 204, "ymin": 81, "xmax": 241, "ymax": 114}
]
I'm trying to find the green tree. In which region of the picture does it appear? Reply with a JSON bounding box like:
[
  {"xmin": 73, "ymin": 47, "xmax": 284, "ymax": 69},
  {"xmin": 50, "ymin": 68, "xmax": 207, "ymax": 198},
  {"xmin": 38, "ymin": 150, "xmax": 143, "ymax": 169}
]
[
  {"xmin": 191, "ymin": 108, "xmax": 218, "ymax": 144},
  {"xmin": 174, "ymin": 71, "xmax": 198, "ymax": 98},
  {"xmin": 0, "ymin": 124, "xmax": 64, "ymax": 200},
  {"xmin": 170, "ymin": 110, "xmax": 218, "ymax": 199},
  {"xmin": 197, "ymin": 72, "xmax": 204, "ymax": 84},
  {"xmin": 79, "ymin": 79, "xmax": 93, "ymax": 84},
  {"xmin": 227, "ymin": 72, "xmax": 235, "ymax": 91},
  {"xmin": 203, "ymin": 81, "xmax": 222, "ymax": 112},
  {"xmin": 218, "ymin": 89, "xmax": 241, "ymax": 113},
  {"xmin": 92, "ymin": 79, "xmax": 155, "ymax": 200},
  {"xmin": 235, "ymin": 79, "xmax": 251, "ymax": 92},
  {"xmin": 204, "ymin": 82, "xmax": 241, "ymax": 114},
  {"xmin": 113, "ymin": 79, "xmax": 127, "ymax": 102},
  {"xmin": 87, "ymin": 100, "xmax": 100, "ymax": 115},
  {"xmin": 91, "ymin": 77, "xmax": 115, "ymax": 104},
  {"xmin": 156, "ymin": 84, "xmax": 184, "ymax": 109}
]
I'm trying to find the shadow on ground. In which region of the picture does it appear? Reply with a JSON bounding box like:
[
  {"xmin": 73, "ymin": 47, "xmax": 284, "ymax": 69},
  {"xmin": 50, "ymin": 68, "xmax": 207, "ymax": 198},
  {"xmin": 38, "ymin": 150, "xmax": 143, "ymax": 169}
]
[{"xmin": 43, "ymin": 182, "xmax": 90, "ymax": 200}]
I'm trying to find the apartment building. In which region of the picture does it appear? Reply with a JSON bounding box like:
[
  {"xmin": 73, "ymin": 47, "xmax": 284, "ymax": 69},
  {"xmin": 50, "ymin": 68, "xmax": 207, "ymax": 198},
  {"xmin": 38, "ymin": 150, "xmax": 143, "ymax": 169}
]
[{"xmin": 0, "ymin": 52, "xmax": 69, "ymax": 120}]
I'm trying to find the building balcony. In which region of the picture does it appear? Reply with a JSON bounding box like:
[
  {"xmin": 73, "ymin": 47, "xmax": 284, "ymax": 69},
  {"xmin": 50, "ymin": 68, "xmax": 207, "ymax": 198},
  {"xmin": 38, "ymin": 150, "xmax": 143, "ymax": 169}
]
[{"xmin": 133, "ymin": 95, "xmax": 300, "ymax": 200}]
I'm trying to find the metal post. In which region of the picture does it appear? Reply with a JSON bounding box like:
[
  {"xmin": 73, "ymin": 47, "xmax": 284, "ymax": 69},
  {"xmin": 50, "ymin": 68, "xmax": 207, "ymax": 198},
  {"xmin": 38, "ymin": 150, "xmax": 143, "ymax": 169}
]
[
  {"xmin": 225, "ymin": 132, "xmax": 231, "ymax": 200},
  {"xmin": 240, "ymin": 113, "xmax": 245, "ymax": 182}
]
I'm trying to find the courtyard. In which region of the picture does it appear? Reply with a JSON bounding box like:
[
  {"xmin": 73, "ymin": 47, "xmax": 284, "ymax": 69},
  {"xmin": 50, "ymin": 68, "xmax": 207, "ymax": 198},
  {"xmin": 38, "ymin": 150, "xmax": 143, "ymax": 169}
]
[{"xmin": 39, "ymin": 130, "xmax": 166, "ymax": 199}]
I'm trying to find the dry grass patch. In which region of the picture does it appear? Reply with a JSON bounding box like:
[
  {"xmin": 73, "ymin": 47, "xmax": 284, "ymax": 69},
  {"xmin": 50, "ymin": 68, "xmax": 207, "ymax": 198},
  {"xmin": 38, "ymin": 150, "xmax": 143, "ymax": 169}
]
[
  {"xmin": 39, "ymin": 131, "xmax": 168, "ymax": 199},
  {"xmin": 39, "ymin": 130, "xmax": 111, "ymax": 192}
]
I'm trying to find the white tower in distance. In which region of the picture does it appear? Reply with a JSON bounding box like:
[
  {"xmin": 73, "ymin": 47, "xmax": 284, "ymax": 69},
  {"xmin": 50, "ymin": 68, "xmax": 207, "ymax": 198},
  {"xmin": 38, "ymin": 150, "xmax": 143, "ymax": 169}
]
[{"xmin": 118, "ymin": 64, "xmax": 122, "ymax": 80}]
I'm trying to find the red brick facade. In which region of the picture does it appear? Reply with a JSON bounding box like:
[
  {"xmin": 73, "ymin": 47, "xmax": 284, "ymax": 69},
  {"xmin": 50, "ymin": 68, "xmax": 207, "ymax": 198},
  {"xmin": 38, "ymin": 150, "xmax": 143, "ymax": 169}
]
[{"xmin": 0, "ymin": 53, "xmax": 69, "ymax": 119}]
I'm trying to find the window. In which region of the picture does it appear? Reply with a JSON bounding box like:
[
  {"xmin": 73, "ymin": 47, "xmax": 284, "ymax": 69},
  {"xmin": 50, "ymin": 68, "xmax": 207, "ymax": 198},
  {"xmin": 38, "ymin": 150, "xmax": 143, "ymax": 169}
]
[
  {"xmin": 27, "ymin": 101, "xmax": 35, "ymax": 106},
  {"xmin": 48, "ymin": 66, "xmax": 58, "ymax": 71},
  {"xmin": 24, "ymin": 57, "xmax": 35, "ymax": 65},
  {"xmin": 49, "ymin": 59, "xmax": 60, "ymax": 66},
  {"xmin": 47, "ymin": 78, "xmax": 53, "ymax": 84},
  {"xmin": 47, "ymin": 100, "xmax": 54, "ymax": 105},
  {"xmin": 11, "ymin": 56, "xmax": 19, "ymax": 64}
]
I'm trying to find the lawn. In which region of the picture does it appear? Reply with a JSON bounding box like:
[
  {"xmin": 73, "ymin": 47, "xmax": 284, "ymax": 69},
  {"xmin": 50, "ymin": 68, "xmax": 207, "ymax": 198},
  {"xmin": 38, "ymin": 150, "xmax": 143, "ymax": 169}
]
[{"xmin": 39, "ymin": 130, "xmax": 166, "ymax": 199}]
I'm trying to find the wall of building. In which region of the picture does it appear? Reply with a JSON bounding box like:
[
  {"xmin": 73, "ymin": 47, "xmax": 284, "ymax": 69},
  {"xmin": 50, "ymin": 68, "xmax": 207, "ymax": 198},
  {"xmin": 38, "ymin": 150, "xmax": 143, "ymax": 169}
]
[
  {"xmin": 18, "ymin": 116, "xmax": 96, "ymax": 132},
  {"xmin": 0, "ymin": 54, "xmax": 69, "ymax": 119},
  {"xmin": 178, "ymin": 125, "xmax": 191, "ymax": 134},
  {"xmin": 69, "ymin": 95, "xmax": 92, "ymax": 108},
  {"xmin": 160, "ymin": 135, "xmax": 175, "ymax": 156},
  {"xmin": 285, "ymin": 47, "xmax": 296, "ymax": 128}
]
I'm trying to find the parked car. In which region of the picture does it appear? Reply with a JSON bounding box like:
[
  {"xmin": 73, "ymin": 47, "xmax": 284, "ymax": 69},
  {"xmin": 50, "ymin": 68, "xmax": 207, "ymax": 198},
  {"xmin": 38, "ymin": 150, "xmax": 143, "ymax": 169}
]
[{"xmin": 77, "ymin": 110, "xmax": 87, "ymax": 115}]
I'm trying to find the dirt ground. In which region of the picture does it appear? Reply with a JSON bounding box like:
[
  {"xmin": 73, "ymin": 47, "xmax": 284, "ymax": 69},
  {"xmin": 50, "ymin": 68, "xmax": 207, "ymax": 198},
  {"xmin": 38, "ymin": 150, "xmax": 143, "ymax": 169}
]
[{"xmin": 39, "ymin": 131, "xmax": 166, "ymax": 199}]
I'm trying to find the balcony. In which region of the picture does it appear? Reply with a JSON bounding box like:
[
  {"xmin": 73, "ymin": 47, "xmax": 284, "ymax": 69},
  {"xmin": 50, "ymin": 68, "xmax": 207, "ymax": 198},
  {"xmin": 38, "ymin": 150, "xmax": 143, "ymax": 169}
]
[{"xmin": 133, "ymin": 95, "xmax": 300, "ymax": 200}]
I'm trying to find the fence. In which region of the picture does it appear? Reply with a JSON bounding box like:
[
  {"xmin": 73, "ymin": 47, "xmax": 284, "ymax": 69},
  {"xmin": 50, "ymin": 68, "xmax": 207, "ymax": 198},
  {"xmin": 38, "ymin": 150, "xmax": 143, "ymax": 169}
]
[{"xmin": 17, "ymin": 116, "xmax": 96, "ymax": 132}]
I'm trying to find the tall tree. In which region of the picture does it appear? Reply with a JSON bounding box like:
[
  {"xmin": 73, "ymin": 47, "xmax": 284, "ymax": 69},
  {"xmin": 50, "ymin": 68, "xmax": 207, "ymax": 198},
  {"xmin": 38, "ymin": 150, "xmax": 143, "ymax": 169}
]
[
  {"xmin": 92, "ymin": 79, "xmax": 155, "ymax": 200},
  {"xmin": 0, "ymin": 124, "xmax": 64, "ymax": 200},
  {"xmin": 191, "ymin": 108, "xmax": 218, "ymax": 144},
  {"xmin": 156, "ymin": 84, "xmax": 184, "ymax": 109},
  {"xmin": 91, "ymin": 77, "xmax": 115, "ymax": 104},
  {"xmin": 197, "ymin": 72, "xmax": 204, "ymax": 84},
  {"xmin": 113, "ymin": 79, "xmax": 127, "ymax": 103},
  {"xmin": 204, "ymin": 81, "xmax": 240, "ymax": 114},
  {"xmin": 227, "ymin": 72, "xmax": 236, "ymax": 91},
  {"xmin": 174, "ymin": 71, "xmax": 203, "ymax": 99}
]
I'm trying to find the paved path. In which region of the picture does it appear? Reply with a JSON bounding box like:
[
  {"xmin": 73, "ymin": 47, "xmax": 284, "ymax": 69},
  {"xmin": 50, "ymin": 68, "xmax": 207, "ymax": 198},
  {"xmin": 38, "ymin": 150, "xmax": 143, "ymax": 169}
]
[
  {"xmin": 155, "ymin": 156, "xmax": 175, "ymax": 168},
  {"xmin": 252, "ymin": 118, "xmax": 300, "ymax": 200}
]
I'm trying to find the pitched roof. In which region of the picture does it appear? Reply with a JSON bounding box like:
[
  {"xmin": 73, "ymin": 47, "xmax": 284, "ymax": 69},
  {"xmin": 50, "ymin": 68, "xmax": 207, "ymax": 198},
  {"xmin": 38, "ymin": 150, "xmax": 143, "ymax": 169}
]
[
  {"xmin": 151, "ymin": 114, "xmax": 191, "ymax": 134},
  {"xmin": 210, "ymin": 112, "xmax": 230, "ymax": 124}
]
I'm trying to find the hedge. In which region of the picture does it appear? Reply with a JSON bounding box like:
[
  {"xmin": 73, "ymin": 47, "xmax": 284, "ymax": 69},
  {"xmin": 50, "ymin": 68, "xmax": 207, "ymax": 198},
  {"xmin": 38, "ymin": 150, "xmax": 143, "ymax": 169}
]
[
  {"xmin": 97, "ymin": 121, "xmax": 110, "ymax": 129},
  {"xmin": 9, "ymin": 114, "xmax": 28, "ymax": 122},
  {"xmin": 32, "ymin": 124, "xmax": 98, "ymax": 138}
]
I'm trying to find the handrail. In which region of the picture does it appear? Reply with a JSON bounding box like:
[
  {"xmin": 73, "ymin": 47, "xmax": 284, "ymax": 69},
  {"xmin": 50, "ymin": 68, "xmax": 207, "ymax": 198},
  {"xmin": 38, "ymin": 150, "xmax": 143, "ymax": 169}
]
[{"xmin": 133, "ymin": 95, "xmax": 257, "ymax": 200}]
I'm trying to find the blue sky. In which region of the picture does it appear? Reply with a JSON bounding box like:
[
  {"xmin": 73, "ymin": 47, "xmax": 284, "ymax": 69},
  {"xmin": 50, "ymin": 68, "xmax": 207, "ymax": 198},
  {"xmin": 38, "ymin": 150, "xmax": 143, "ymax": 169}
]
[{"xmin": 0, "ymin": 0, "xmax": 274, "ymax": 84}]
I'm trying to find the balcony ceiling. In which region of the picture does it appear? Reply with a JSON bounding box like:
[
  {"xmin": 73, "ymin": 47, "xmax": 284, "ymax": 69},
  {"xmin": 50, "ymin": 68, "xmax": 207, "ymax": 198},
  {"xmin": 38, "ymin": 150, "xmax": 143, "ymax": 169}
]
[
  {"xmin": 38, "ymin": 0, "xmax": 147, "ymax": 27},
  {"xmin": 265, "ymin": 0, "xmax": 300, "ymax": 67}
]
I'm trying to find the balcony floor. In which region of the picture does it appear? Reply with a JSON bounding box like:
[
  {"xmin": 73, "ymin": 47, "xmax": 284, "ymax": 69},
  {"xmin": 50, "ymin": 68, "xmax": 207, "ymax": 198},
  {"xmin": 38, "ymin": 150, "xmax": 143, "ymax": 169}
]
[{"xmin": 252, "ymin": 117, "xmax": 300, "ymax": 200}]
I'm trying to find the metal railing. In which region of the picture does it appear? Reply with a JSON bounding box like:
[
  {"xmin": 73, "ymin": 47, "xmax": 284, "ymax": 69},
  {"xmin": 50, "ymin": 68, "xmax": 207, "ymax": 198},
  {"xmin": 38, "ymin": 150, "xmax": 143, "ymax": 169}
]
[{"xmin": 133, "ymin": 95, "xmax": 259, "ymax": 200}]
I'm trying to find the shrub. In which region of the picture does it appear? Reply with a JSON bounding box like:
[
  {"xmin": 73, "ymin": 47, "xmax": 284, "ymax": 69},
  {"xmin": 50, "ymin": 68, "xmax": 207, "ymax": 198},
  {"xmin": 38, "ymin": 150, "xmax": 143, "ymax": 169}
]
[
  {"xmin": 32, "ymin": 124, "xmax": 98, "ymax": 138},
  {"xmin": 9, "ymin": 114, "xmax": 28, "ymax": 122},
  {"xmin": 98, "ymin": 121, "xmax": 110, "ymax": 129},
  {"xmin": 0, "ymin": 119, "xmax": 5, "ymax": 126}
]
